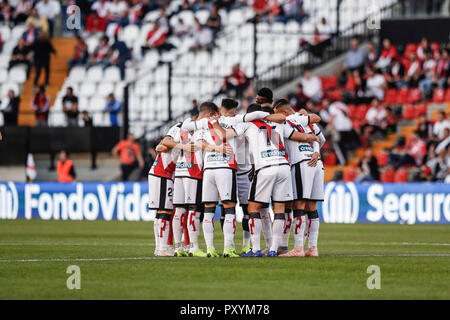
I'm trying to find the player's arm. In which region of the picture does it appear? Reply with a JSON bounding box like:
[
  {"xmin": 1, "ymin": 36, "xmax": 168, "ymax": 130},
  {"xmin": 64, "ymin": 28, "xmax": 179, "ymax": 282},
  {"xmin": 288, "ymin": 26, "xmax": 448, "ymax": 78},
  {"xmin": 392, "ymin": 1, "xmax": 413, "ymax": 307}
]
[
  {"xmin": 181, "ymin": 117, "xmax": 209, "ymax": 133},
  {"xmin": 264, "ymin": 113, "xmax": 286, "ymax": 123},
  {"xmin": 298, "ymin": 108, "xmax": 321, "ymax": 124},
  {"xmin": 160, "ymin": 135, "xmax": 196, "ymax": 152},
  {"xmin": 196, "ymin": 140, "xmax": 233, "ymax": 155},
  {"xmin": 155, "ymin": 143, "xmax": 169, "ymax": 152},
  {"xmin": 289, "ymin": 131, "xmax": 320, "ymax": 143}
]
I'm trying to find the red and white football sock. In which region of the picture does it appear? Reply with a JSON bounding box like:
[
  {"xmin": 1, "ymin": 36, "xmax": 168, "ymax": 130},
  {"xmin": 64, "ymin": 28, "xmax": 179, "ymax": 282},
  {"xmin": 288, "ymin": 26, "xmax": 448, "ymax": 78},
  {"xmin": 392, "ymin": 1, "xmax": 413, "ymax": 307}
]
[
  {"xmin": 223, "ymin": 207, "xmax": 236, "ymax": 249},
  {"xmin": 241, "ymin": 205, "xmax": 251, "ymax": 247},
  {"xmin": 293, "ymin": 209, "xmax": 306, "ymax": 248},
  {"xmin": 307, "ymin": 210, "xmax": 320, "ymax": 248},
  {"xmin": 270, "ymin": 213, "xmax": 285, "ymax": 252},
  {"xmin": 281, "ymin": 209, "xmax": 293, "ymax": 248},
  {"xmin": 260, "ymin": 207, "xmax": 272, "ymax": 249},
  {"xmin": 188, "ymin": 209, "xmax": 201, "ymax": 251},
  {"xmin": 202, "ymin": 207, "xmax": 215, "ymax": 249},
  {"xmin": 173, "ymin": 207, "xmax": 186, "ymax": 251},
  {"xmin": 153, "ymin": 213, "xmax": 160, "ymax": 252},
  {"xmin": 249, "ymin": 212, "xmax": 262, "ymax": 251},
  {"xmin": 159, "ymin": 213, "xmax": 171, "ymax": 252}
]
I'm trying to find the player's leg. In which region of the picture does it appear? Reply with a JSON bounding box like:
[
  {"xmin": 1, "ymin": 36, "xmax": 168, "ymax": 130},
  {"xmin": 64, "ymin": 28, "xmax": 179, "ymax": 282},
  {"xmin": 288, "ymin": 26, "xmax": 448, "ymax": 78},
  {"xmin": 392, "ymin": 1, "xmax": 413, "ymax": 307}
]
[
  {"xmin": 278, "ymin": 202, "xmax": 293, "ymax": 255},
  {"xmin": 305, "ymin": 165, "xmax": 324, "ymax": 257},
  {"xmin": 153, "ymin": 213, "xmax": 161, "ymax": 256},
  {"xmin": 173, "ymin": 177, "xmax": 189, "ymax": 257},
  {"xmin": 157, "ymin": 210, "xmax": 174, "ymax": 256},
  {"xmin": 201, "ymin": 170, "xmax": 220, "ymax": 257},
  {"xmin": 217, "ymin": 169, "xmax": 239, "ymax": 257},
  {"xmin": 260, "ymin": 204, "xmax": 272, "ymax": 255},
  {"xmin": 268, "ymin": 166, "xmax": 294, "ymax": 257},
  {"xmin": 148, "ymin": 174, "xmax": 167, "ymax": 256},
  {"xmin": 237, "ymin": 172, "xmax": 251, "ymax": 253},
  {"xmin": 244, "ymin": 167, "xmax": 274, "ymax": 257},
  {"xmin": 186, "ymin": 177, "xmax": 207, "ymax": 257}
]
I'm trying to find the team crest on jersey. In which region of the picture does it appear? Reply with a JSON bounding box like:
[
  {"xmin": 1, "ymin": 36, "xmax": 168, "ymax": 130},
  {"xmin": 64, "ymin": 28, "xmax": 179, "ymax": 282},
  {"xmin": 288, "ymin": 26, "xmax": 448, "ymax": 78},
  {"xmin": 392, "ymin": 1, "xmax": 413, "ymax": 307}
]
[
  {"xmin": 261, "ymin": 149, "xmax": 286, "ymax": 158},
  {"xmin": 207, "ymin": 154, "xmax": 231, "ymax": 162},
  {"xmin": 176, "ymin": 162, "xmax": 194, "ymax": 169},
  {"xmin": 298, "ymin": 145, "xmax": 314, "ymax": 152}
]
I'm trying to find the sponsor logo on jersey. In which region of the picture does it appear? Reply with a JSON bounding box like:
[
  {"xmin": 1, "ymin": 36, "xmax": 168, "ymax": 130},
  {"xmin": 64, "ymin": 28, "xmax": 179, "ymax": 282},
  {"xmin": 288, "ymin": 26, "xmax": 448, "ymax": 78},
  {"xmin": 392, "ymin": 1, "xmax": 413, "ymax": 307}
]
[
  {"xmin": 176, "ymin": 162, "xmax": 194, "ymax": 169},
  {"xmin": 207, "ymin": 154, "xmax": 231, "ymax": 162},
  {"xmin": 152, "ymin": 160, "xmax": 158, "ymax": 167},
  {"xmin": 298, "ymin": 145, "xmax": 314, "ymax": 153},
  {"xmin": 261, "ymin": 149, "xmax": 287, "ymax": 158}
]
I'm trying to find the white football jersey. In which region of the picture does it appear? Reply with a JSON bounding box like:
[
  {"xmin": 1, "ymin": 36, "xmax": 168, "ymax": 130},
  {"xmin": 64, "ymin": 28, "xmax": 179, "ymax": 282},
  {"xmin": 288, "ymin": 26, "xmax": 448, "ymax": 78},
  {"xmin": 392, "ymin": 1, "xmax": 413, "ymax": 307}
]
[
  {"xmin": 238, "ymin": 120, "xmax": 294, "ymax": 171},
  {"xmin": 173, "ymin": 127, "xmax": 204, "ymax": 179},
  {"xmin": 149, "ymin": 122, "xmax": 181, "ymax": 179}
]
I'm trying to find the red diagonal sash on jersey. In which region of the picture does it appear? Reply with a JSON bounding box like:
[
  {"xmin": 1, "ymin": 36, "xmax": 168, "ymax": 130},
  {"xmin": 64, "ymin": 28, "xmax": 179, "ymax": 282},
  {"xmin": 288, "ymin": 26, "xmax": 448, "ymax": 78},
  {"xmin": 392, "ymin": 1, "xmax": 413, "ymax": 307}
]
[
  {"xmin": 180, "ymin": 129, "xmax": 202, "ymax": 178},
  {"xmin": 252, "ymin": 119, "xmax": 289, "ymax": 163},
  {"xmin": 207, "ymin": 122, "xmax": 237, "ymax": 169},
  {"xmin": 287, "ymin": 120, "xmax": 313, "ymax": 147}
]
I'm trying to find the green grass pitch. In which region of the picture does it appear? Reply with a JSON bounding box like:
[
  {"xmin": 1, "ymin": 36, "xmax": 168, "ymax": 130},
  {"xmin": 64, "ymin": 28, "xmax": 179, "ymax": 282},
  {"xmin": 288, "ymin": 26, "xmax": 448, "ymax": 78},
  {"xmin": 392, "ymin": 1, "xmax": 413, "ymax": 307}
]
[{"xmin": 0, "ymin": 220, "xmax": 449, "ymax": 299}]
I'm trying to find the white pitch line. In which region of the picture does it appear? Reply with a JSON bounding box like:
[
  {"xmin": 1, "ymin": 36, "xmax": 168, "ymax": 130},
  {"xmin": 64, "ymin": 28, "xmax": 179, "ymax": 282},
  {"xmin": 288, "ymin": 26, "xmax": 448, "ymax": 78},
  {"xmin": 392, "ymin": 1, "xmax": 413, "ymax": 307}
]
[
  {"xmin": 0, "ymin": 253, "xmax": 450, "ymax": 263},
  {"xmin": 0, "ymin": 242, "xmax": 155, "ymax": 246},
  {"xmin": 329, "ymin": 241, "xmax": 450, "ymax": 247}
]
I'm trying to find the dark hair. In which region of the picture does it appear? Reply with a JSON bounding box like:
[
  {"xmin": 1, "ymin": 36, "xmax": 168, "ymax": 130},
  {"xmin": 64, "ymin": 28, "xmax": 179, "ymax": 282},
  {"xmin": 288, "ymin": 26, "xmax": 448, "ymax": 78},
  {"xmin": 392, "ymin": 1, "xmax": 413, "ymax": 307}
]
[
  {"xmin": 273, "ymin": 98, "xmax": 290, "ymax": 110},
  {"xmin": 199, "ymin": 101, "xmax": 219, "ymax": 114},
  {"xmin": 221, "ymin": 98, "xmax": 238, "ymax": 110},
  {"xmin": 257, "ymin": 87, "xmax": 273, "ymax": 102},
  {"xmin": 262, "ymin": 106, "xmax": 274, "ymax": 114},
  {"xmin": 67, "ymin": 86, "xmax": 73, "ymax": 93},
  {"xmin": 247, "ymin": 103, "xmax": 262, "ymax": 113}
]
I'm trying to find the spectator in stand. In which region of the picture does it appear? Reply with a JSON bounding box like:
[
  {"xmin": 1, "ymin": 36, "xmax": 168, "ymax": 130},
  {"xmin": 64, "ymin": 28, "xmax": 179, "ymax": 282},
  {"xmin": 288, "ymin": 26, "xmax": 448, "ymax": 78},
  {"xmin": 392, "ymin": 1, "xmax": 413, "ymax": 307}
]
[
  {"xmin": 343, "ymin": 69, "xmax": 366, "ymax": 104},
  {"xmin": 366, "ymin": 41, "xmax": 377, "ymax": 69},
  {"xmin": 343, "ymin": 37, "xmax": 366, "ymax": 73},
  {"xmin": 127, "ymin": 0, "xmax": 144, "ymax": 26},
  {"xmin": 436, "ymin": 49, "xmax": 449, "ymax": 88},
  {"xmin": 389, "ymin": 131, "xmax": 426, "ymax": 169},
  {"xmin": 62, "ymin": 87, "xmax": 79, "ymax": 127},
  {"xmin": 301, "ymin": 70, "xmax": 323, "ymax": 103},
  {"xmin": 32, "ymin": 32, "xmax": 56, "ymax": 88},
  {"xmin": 67, "ymin": 35, "xmax": 88, "ymax": 70},
  {"xmin": 252, "ymin": 0, "xmax": 269, "ymax": 17},
  {"xmin": 13, "ymin": 0, "xmax": 33, "ymax": 25},
  {"xmin": 190, "ymin": 99, "xmax": 199, "ymax": 119},
  {"xmin": 435, "ymin": 128, "xmax": 450, "ymax": 155},
  {"xmin": 106, "ymin": 0, "xmax": 128, "ymax": 25},
  {"xmin": 173, "ymin": 18, "xmax": 189, "ymax": 38},
  {"xmin": 81, "ymin": 111, "xmax": 93, "ymax": 127},
  {"xmin": 217, "ymin": 63, "xmax": 249, "ymax": 99},
  {"xmin": 206, "ymin": 3, "xmax": 221, "ymax": 37},
  {"xmin": 191, "ymin": 18, "xmax": 213, "ymax": 52},
  {"xmin": 385, "ymin": 57, "xmax": 406, "ymax": 88},
  {"xmin": 104, "ymin": 93, "xmax": 122, "ymax": 126},
  {"xmin": 416, "ymin": 113, "xmax": 433, "ymax": 140},
  {"xmin": 112, "ymin": 133, "xmax": 144, "ymax": 181},
  {"xmin": 375, "ymin": 38, "xmax": 398, "ymax": 71},
  {"xmin": 89, "ymin": 35, "xmax": 110, "ymax": 67},
  {"xmin": 364, "ymin": 98, "xmax": 387, "ymax": 137},
  {"xmin": 57, "ymin": 150, "xmax": 76, "ymax": 183},
  {"xmin": 31, "ymin": 85, "xmax": 50, "ymax": 127},
  {"xmin": 419, "ymin": 51, "xmax": 438, "ymax": 98},
  {"xmin": 355, "ymin": 149, "xmax": 380, "ymax": 182},
  {"xmin": 416, "ymin": 37, "xmax": 432, "ymax": 62},
  {"xmin": 385, "ymin": 106, "xmax": 397, "ymax": 134},
  {"xmin": 25, "ymin": 8, "xmax": 49, "ymax": 33},
  {"xmin": 142, "ymin": 20, "xmax": 169, "ymax": 54},
  {"xmin": 85, "ymin": 9, "xmax": 107, "ymax": 33},
  {"xmin": 365, "ymin": 67, "xmax": 387, "ymax": 101},
  {"xmin": 91, "ymin": 0, "xmax": 110, "ymax": 19},
  {"xmin": 317, "ymin": 17, "xmax": 332, "ymax": 40},
  {"xmin": 427, "ymin": 147, "xmax": 449, "ymax": 182},
  {"xmin": 109, "ymin": 35, "xmax": 131, "ymax": 80},
  {"xmin": 1, "ymin": 90, "xmax": 20, "ymax": 126},
  {"xmin": 292, "ymin": 83, "xmax": 309, "ymax": 111},
  {"xmin": 8, "ymin": 38, "xmax": 32, "ymax": 77},
  {"xmin": 283, "ymin": 0, "xmax": 307, "ymax": 23},
  {"xmin": 35, "ymin": 0, "xmax": 57, "ymax": 37},
  {"xmin": 22, "ymin": 22, "xmax": 39, "ymax": 45},
  {"xmin": 404, "ymin": 51, "xmax": 421, "ymax": 87},
  {"xmin": 0, "ymin": 2, "xmax": 13, "ymax": 26},
  {"xmin": 433, "ymin": 111, "xmax": 450, "ymax": 140}
]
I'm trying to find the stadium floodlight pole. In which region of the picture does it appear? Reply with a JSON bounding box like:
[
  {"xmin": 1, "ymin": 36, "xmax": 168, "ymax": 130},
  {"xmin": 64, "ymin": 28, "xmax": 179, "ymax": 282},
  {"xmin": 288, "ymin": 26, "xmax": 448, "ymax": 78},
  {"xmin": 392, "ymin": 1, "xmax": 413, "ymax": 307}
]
[
  {"xmin": 123, "ymin": 84, "xmax": 129, "ymax": 140},
  {"xmin": 336, "ymin": 0, "xmax": 342, "ymax": 37}
]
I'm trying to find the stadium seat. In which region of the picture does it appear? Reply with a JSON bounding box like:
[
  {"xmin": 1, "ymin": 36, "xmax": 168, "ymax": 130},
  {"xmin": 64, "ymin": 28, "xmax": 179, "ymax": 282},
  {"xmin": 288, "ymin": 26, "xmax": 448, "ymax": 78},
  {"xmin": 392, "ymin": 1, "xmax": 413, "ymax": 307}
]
[
  {"xmin": 195, "ymin": 10, "xmax": 210, "ymax": 24},
  {"xmin": 397, "ymin": 88, "xmax": 409, "ymax": 104},
  {"xmin": 444, "ymin": 89, "xmax": 450, "ymax": 102},
  {"xmin": 327, "ymin": 90, "xmax": 341, "ymax": 101},
  {"xmin": 0, "ymin": 68, "xmax": 8, "ymax": 83},
  {"xmin": 323, "ymin": 152, "xmax": 337, "ymax": 166},
  {"xmin": 432, "ymin": 88, "xmax": 445, "ymax": 103},
  {"xmin": 394, "ymin": 168, "xmax": 409, "ymax": 183},
  {"xmin": 416, "ymin": 102, "xmax": 427, "ymax": 116},
  {"xmin": 384, "ymin": 88, "xmax": 397, "ymax": 104},
  {"xmin": 69, "ymin": 66, "xmax": 86, "ymax": 82},
  {"xmin": 86, "ymin": 66, "xmax": 104, "ymax": 82},
  {"xmin": 1, "ymin": 82, "xmax": 19, "ymax": 96},
  {"xmin": 343, "ymin": 168, "xmax": 357, "ymax": 182},
  {"xmin": 408, "ymin": 88, "xmax": 421, "ymax": 103},
  {"xmin": 380, "ymin": 167, "xmax": 395, "ymax": 183},
  {"xmin": 104, "ymin": 66, "xmax": 121, "ymax": 82},
  {"xmin": 8, "ymin": 66, "xmax": 27, "ymax": 84},
  {"xmin": 0, "ymin": 26, "xmax": 11, "ymax": 42},
  {"xmin": 376, "ymin": 151, "xmax": 389, "ymax": 167},
  {"xmin": 11, "ymin": 25, "xmax": 25, "ymax": 40},
  {"xmin": 79, "ymin": 82, "xmax": 97, "ymax": 97},
  {"xmin": 402, "ymin": 104, "xmax": 416, "ymax": 120},
  {"xmin": 404, "ymin": 43, "xmax": 417, "ymax": 56},
  {"xmin": 97, "ymin": 82, "xmax": 115, "ymax": 97}
]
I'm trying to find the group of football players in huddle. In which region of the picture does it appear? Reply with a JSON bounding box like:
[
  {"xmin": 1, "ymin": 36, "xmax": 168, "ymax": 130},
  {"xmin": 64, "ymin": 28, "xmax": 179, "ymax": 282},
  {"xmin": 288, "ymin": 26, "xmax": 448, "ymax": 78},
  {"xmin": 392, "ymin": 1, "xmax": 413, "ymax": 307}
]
[{"xmin": 148, "ymin": 88, "xmax": 325, "ymax": 258}]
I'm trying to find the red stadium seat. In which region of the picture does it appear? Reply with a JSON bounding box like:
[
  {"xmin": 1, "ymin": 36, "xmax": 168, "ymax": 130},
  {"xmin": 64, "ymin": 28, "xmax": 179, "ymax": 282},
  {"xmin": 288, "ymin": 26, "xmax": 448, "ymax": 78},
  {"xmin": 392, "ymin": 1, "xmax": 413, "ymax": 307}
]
[
  {"xmin": 416, "ymin": 102, "xmax": 427, "ymax": 116},
  {"xmin": 404, "ymin": 43, "xmax": 417, "ymax": 56},
  {"xmin": 394, "ymin": 168, "xmax": 409, "ymax": 183},
  {"xmin": 397, "ymin": 88, "xmax": 409, "ymax": 104},
  {"xmin": 327, "ymin": 90, "xmax": 342, "ymax": 101},
  {"xmin": 432, "ymin": 88, "xmax": 445, "ymax": 103},
  {"xmin": 348, "ymin": 104, "xmax": 357, "ymax": 119},
  {"xmin": 343, "ymin": 168, "xmax": 357, "ymax": 182},
  {"xmin": 431, "ymin": 42, "xmax": 440, "ymax": 53},
  {"xmin": 402, "ymin": 104, "xmax": 416, "ymax": 120},
  {"xmin": 356, "ymin": 104, "xmax": 369, "ymax": 121},
  {"xmin": 408, "ymin": 88, "xmax": 421, "ymax": 103},
  {"xmin": 323, "ymin": 76, "xmax": 338, "ymax": 90},
  {"xmin": 384, "ymin": 89, "xmax": 398, "ymax": 104},
  {"xmin": 323, "ymin": 152, "xmax": 337, "ymax": 166},
  {"xmin": 381, "ymin": 167, "xmax": 395, "ymax": 183},
  {"xmin": 376, "ymin": 151, "xmax": 389, "ymax": 167},
  {"xmin": 352, "ymin": 119, "xmax": 361, "ymax": 129},
  {"xmin": 444, "ymin": 88, "xmax": 450, "ymax": 102}
]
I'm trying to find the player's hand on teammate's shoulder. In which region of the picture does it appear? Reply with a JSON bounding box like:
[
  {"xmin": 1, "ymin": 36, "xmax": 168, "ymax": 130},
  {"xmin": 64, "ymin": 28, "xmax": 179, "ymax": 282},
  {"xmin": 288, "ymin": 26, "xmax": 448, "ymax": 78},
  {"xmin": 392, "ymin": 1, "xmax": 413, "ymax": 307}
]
[{"xmin": 298, "ymin": 108, "xmax": 308, "ymax": 116}]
